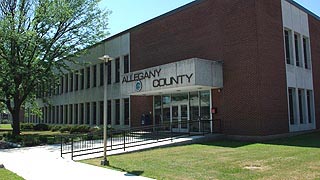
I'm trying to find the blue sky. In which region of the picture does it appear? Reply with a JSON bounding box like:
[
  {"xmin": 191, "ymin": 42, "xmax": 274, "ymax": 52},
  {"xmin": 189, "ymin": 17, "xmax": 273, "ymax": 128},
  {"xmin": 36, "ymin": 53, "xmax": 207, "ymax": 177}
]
[{"xmin": 100, "ymin": 0, "xmax": 320, "ymax": 36}]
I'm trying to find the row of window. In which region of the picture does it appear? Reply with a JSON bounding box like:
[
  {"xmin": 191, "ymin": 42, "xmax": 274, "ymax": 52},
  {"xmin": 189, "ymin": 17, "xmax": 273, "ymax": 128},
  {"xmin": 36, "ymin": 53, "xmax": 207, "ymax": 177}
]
[
  {"xmin": 284, "ymin": 29, "xmax": 311, "ymax": 69},
  {"xmin": 28, "ymin": 99, "xmax": 130, "ymax": 126},
  {"xmin": 288, "ymin": 88, "xmax": 314, "ymax": 125},
  {"xmin": 36, "ymin": 55, "xmax": 130, "ymax": 98}
]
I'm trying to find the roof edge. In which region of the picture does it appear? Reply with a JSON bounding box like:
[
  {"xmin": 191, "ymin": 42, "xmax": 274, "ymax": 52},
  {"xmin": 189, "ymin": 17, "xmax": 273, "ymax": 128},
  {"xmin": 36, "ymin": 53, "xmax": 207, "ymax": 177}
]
[{"xmin": 286, "ymin": 0, "xmax": 320, "ymax": 21}]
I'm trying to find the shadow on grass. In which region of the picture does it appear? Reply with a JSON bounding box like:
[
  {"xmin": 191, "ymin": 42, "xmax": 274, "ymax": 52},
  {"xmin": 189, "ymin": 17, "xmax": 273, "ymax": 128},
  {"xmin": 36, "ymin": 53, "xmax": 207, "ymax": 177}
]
[
  {"xmin": 199, "ymin": 131, "xmax": 320, "ymax": 148},
  {"xmin": 108, "ymin": 164, "xmax": 144, "ymax": 176}
]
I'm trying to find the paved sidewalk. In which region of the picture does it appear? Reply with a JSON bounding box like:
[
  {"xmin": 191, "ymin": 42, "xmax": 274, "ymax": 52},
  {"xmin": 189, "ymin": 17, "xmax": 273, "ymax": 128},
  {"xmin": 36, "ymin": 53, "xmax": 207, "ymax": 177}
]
[
  {"xmin": 0, "ymin": 145, "xmax": 152, "ymax": 180},
  {"xmin": 0, "ymin": 135, "xmax": 213, "ymax": 180}
]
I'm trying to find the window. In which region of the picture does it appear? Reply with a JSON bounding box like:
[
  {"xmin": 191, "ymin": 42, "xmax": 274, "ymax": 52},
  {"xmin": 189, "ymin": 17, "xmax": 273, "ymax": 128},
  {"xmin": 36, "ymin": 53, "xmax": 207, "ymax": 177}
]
[
  {"xmin": 65, "ymin": 74, "xmax": 68, "ymax": 93},
  {"xmin": 100, "ymin": 63, "xmax": 104, "ymax": 86},
  {"xmin": 100, "ymin": 101, "xmax": 104, "ymax": 125},
  {"xmin": 80, "ymin": 69, "xmax": 84, "ymax": 90},
  {"xmin": 298, "ymin": 89, "xmax": 305, "ymax": 124},
  {"xmin": 93, "ymin": 65, "xmax": 97, "ymax": 87},
  {"xmin": 86, "ymin": 103, "xmax": 90, "ymax": 124},
  {"xmin": 124, "ymin": 98, "xmax": 130, "ymax": 125},
  {"xmin": 75, "ymin": 104, "xmax": 78, "ymax": 124},
  {"xmin": 70, "ymin": 73, "xmax": 73, "ymax": 92},
  {"xmin": 107, "ymin": 63, "xmax": 111, "ymax": 84},
  {"xmin": 69, "ymin": 104, "xmax": 73, "ymax": 124},
  {"xmin": 284, "ymin": 30, "xmax": 293, "ymax": 65},
  {"xmin": 288, "ymin": 88, "xmax": 296, "ymax": 125},
  {"xmin": 107, "ymin": 100, "xmax": 111, "ymax": 125},
  {"xmin": 64, "ymin": 105, "xmax": 68, "ymax": 124},
  {"xmin": 60, "ymin": 77, "xmax": 64, "ymax": 94},
  {"xmin": 294, "ymin": 33, "xmax": 302, "ymax": 67},
  {"xmin": 307, "ymin": 90, "xmax": 313, "ymax": 123},
  {"xmin": 115, "ymin": 99, "xmax": 120, "ymax": 125},
  {"xmin": 93, "ymin": 102, "xmax": 97, "ymax": 125},
  {"xmin": 60, "ymin": 105, "xmax": 63, "ymax": 124},
  {"xmin": 115, "ymin": 58, "xmax": 120, "ymax": 83},
  {"xmin": 303, "ymin": 37, "xmax": 310, "ymax": 69},
  {"xmin": 75, "ymin": 71, "xmax": 79, "ymax": 91},
  {"xmin": 86, "ymin": 67, "xmax": 90, "ymax": 89},
  {"xmin": 124, "ymin": 55, "xmax": 129, "ymax": 74},
  {"xmin": 52, "ymin": 106, "xmax": 55, "ymax": 124},
  {"xmin": 56, "ymin": 106, "xmax": 59, "ymax": 124},
  {"xmin": 80, "ymin": 103, "xmax": 84, "ymax": 124},
  {"xmin": 200, "ymin": 91, "xmax": 210, "ymax": 120}
]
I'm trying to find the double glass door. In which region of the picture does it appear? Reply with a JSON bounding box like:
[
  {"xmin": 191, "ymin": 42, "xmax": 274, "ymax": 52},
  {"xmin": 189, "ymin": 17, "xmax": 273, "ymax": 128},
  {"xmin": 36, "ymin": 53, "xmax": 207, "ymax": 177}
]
[{"xmin": 171, "ymin": 103, "xmax": 189, "ymax": 132}]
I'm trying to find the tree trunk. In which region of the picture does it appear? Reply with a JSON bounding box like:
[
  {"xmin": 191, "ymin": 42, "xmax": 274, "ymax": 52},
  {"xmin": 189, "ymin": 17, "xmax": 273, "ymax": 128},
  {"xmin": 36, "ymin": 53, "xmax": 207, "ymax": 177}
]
[{"xmin": 12, "ymin": 108, "xmax": 21, "ymax": 136}]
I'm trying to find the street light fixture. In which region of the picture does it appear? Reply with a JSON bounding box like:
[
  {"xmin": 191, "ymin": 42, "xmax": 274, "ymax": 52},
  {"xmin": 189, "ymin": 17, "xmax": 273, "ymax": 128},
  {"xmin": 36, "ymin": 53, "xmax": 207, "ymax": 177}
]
[{"xmin": 99, "ymin": 55, "xmax": 113, "ymax": 166}]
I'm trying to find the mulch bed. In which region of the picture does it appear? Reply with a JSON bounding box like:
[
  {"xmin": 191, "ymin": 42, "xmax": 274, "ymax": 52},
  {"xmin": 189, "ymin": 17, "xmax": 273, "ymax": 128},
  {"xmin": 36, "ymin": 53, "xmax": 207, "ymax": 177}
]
[{"xmin": 0, "ymin": 141, "xmax": 12, "ymax": 149}]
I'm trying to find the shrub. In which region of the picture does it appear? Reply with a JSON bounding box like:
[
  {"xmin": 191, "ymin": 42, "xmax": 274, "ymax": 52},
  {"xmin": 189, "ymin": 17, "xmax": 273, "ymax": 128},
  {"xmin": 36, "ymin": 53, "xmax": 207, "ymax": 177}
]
[
  {"xmin": 59, "ymin": 126, "xmax": 72, "ymax": 133},
  {"xmin": 70, "ymin": 125, "xmax": 91, "ymax": 134},
  {"xmin": 22, "ymin": 136, "xmax": 41, "ymax": 147},
  {"xmin": 0, "ymin": 120, "xmax": 11, "ymax": 124},
  {"xmin": 20, "ymin": 123, "xmax": 34, "ymax": 131},
  {"xmin": 33, "ymin": 124, "xmax": 49, "ymax": 131},
  {"xmin": 50, "ymin": 125, "xmax": 62, "ymax": 132}
]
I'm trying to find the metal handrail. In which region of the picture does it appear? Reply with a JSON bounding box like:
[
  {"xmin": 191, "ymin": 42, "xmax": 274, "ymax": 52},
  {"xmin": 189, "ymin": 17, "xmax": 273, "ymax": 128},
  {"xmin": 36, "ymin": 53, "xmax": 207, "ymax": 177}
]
[{"xmin": 60, "ymin": 119, "xmax": 213, "ymax": 160}]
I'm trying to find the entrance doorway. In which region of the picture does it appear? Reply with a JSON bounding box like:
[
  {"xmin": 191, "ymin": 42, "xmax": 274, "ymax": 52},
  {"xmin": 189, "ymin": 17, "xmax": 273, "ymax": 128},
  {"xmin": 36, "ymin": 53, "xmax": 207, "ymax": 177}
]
[{"xmin": 171, "ymin": 103, "xmax": 189, "ymax": 132}]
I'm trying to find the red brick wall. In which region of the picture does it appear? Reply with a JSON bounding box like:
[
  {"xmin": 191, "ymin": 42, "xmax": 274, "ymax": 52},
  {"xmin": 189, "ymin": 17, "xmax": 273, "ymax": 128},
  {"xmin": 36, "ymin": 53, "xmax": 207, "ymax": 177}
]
[
  {"xmin": 130, "ymin": 0, "xmax": 289, "ymax": 135},
  {"xmin": 255, "ymin": 0, "xmax": 289, "ymax": 135},
  {"xmin": 309, "ymin": 16, "xmax": 320, "ymax": 129}
]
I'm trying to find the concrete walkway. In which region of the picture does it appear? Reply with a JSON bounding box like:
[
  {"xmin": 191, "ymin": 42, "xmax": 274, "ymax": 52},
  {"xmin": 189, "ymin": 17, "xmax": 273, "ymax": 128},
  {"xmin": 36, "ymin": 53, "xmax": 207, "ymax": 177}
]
[{"xmin": 0, "ymin": 135, "xmax": 211, "ymax": 180}]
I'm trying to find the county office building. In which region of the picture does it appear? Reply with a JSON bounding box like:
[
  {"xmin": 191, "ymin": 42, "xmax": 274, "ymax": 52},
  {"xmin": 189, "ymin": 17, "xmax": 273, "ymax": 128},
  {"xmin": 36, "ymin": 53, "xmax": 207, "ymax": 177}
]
[{"xmin": 27, "ymin": 0, "xmax": 320, "ymax": 137}]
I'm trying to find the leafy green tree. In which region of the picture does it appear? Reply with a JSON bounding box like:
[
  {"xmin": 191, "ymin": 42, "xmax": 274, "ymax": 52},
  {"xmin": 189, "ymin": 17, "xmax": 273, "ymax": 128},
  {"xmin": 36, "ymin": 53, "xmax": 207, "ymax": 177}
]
[{"xmin": 0, "ymin": 0, "xmax": 109, "ymax": 135}]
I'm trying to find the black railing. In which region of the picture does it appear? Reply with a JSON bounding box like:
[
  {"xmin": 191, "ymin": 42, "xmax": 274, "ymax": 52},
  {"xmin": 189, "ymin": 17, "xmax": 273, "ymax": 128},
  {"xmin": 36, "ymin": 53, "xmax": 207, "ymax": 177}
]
[{"xmin": 60, "ymin": 119, "xmax": 213, "ymax": 160}]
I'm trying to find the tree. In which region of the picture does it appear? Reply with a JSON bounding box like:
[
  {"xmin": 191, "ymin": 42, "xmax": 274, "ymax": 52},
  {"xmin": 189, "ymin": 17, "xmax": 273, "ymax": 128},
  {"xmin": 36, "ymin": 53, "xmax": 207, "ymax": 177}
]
[{"xmin": 0, "ymin": 0, "xmax": 109, "ymax": 135}]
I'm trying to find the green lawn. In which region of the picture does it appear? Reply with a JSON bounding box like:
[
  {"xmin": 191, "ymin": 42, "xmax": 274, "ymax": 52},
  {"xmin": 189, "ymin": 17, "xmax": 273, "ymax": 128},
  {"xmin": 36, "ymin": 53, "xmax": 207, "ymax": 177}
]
[
  {"xmin": 82, "ymin": 132, "xmax": 320, "ymax": 180},
  {"xmin": 0, "ymin": 124, "xmax": 12, "ymax": 130},
  {"xmin": 0, "ymin": 169, "xmax": 24, "ymax": 180}
]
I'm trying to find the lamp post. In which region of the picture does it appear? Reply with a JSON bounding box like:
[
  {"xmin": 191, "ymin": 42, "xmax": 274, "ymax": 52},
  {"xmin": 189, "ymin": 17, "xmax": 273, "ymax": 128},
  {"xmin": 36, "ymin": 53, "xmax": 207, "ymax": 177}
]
[{"xmin": 99, "ymin": 55, "xmax": 113, "ymax": 166}]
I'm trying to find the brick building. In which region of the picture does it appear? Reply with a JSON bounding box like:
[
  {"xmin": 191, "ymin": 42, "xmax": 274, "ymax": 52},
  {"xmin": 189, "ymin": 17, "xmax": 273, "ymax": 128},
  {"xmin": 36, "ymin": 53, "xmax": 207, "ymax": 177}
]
[{"xmin": 28, "ymin": 0, "xmax": 320, "ymax": 137}]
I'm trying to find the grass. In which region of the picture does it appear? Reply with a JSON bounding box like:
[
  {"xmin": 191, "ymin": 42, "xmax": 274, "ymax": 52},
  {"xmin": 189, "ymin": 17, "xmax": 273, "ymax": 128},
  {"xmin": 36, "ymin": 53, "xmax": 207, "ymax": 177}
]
[
  {"xmin": 82, "ymin": 131, "xmax": 320, "ymax": 180},
  {"xmin": 0, "ymin": 169, "xmax": 24, "ymax": 180},
  {"xmin": 0, "ymin": 124, "xmax": 12, "ymax": 130}
]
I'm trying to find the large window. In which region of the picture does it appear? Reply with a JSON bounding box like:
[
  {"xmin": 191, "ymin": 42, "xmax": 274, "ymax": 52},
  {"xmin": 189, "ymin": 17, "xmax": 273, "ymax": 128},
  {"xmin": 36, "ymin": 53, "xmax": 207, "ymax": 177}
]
[
  {"xmin": 64, "ymin": 105, "xmax": 68, "ymax": 124},
  {"xmin": 93, "ymin": 102, "xmax": 97, "ymax": 125},
  {"xmin": 124, "ymin": 98, "xmax": 130, "ymax": 125},
  {"xmin": 86, "ymin": 103, "xmax": 90, "ymax": 124},
  {"xmin": 298, "ymin": 89, "xmax": 305, "ymax": 124},
  {"xmin": 124, "ymin": 55, "xmax": 129, "ymax": 74},
  {"xmin": 86, "ymin": 67, "xmax": 90, "ymax": 89},
  {"xmin": 100, "ymin": 63, "xmax": 104, "ymax": 86},
  {"xmin": 107, "ymin": 100, "xmax": 111, "ymax": 125},
  {"xmin": 99, "ymin": 101, "xmax": 104, "ymax": 125},
  {"xmin": 115, "ymin": 58, "xmax": 120, "ymax": 83},
  {"xmin": 303, "ymin": 37, "xmax": 311, "ymax": 69},
  {"xmin": 288, "ymin": 88, "xmax": 296, "ymax": 125},
  {"xmin": 75, "ymin": 104, "xmax": 78, "ymax": 124},
  {"xmin": 75, "ymin": 71, "xmax": 79, "ymax": 91},
  {"xmin": 60, "ymin": 105, "xmax": 63, "ymax": 124},
  {"xmin": 307, "ymin": 90, "xmax": 313, "ymax": 124},
  {"xmin": 65, "ymin": 74, "xmax": 68, "ymax": 93},
  {"xmin": 93, "ymin": 65, "xmax": 97, "ymax": 87},
  {"xmin": 284, "ymin": 30, "xmax": 293, "ymax": 65},
  {"xmin": 107, "ymin": 63, "xmax": 111, "ymax": 84},
  {"xmin": 69, "ymin": 104, "xmax": 73, "ymax": 124},
  {"xmin": 80, "ymin": 103, "xmax": 84, "ymax": 124},
  {"xmin": 200, "ymin": 91, "xmax": 210, "ymax": 120},
  {"xmin": 294, "ymin": 33, "xmax": 302, "ymax": 67},
  {"xmin": 70, "ymin": 73, "xmax": 73, "ymax": 92},
  {"xmin": 115, "ymin": 99, "xmax": 120, "ymax": 125},
  {"xmin": 80, "ymin": 69, "xmax": 84, "ymax": 90}
]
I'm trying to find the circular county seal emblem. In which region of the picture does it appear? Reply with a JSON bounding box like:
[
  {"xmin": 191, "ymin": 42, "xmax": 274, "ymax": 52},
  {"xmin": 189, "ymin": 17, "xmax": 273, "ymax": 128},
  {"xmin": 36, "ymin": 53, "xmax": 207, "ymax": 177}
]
[{"xmin": 135, "ymin": 81, "xmax": 142, "ymax": 92}]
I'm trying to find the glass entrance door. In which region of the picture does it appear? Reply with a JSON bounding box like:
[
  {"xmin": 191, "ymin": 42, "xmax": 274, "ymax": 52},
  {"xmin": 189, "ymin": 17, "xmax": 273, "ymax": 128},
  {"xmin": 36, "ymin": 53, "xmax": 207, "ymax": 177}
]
[{"xmin": 171, "ymin": 103, "xmax": 189, "ymax": 132}]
